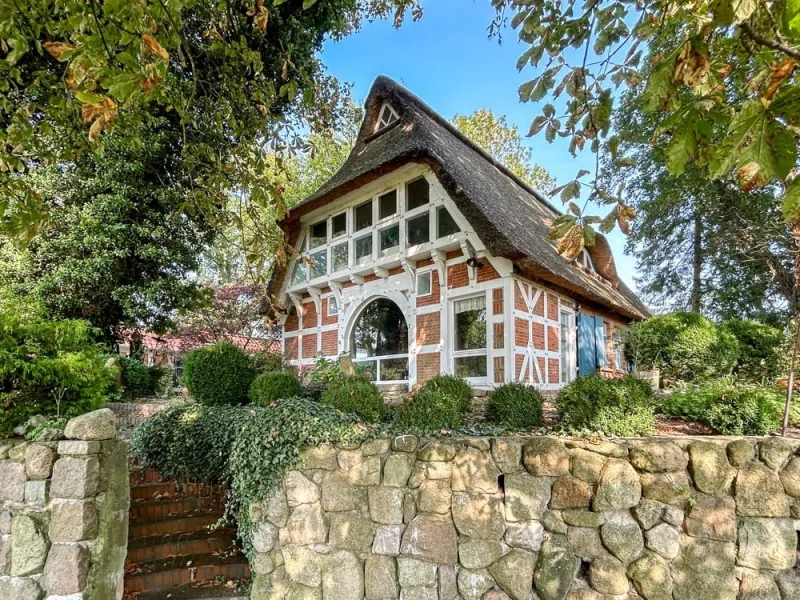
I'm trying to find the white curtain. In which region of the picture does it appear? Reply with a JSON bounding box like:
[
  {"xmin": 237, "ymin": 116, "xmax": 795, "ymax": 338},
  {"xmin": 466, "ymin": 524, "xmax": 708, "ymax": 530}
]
[{"xmin": 454, "ymin": 295, "xmax": 486, "ymax": 314}]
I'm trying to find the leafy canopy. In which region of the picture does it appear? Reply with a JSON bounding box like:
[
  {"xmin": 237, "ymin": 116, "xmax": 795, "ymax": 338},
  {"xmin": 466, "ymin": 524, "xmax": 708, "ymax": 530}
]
[{"xmin": 494, "ymin": 0, "xmax": 800, "ymax": 257}]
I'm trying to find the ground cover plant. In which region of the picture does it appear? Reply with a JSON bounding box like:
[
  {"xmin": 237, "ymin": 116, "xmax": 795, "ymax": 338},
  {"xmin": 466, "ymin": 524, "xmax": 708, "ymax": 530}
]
[{"xmin": 181, "ymin": 342, "xmax": 256, "ymax": 406}]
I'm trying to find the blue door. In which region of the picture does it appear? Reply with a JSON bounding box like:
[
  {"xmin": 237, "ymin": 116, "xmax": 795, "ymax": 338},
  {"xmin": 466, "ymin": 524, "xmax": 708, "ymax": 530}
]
[{"xmin": 577, "ymin": 314, "xmax": 596, "ymax": 376}]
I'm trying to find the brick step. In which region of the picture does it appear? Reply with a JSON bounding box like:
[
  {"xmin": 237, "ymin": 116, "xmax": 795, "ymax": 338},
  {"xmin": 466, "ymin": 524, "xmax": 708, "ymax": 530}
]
[
  {"xmin": 130, "ymin": 481, "xmax": 224, "ymax": 502},
  {"xmin": 125, "ymin": 582, "xmax": 248, "ymax": 600},
  {"xmin": 126, "ymin": 530, "xmax": 239, "ymax": 566},
  {"xmin": 124, "ymin": 553, "xmax": 250, "ymax": 594},
  {"xmin": 130, "ymin": 513, "xmax": 225, "ymax": 539},
  {"xmin": 130, "ymin": 497, "xmax": 222, "ymax": 521}
]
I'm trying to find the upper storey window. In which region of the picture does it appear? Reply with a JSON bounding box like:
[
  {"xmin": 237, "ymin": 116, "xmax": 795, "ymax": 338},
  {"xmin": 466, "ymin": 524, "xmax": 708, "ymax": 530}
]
[{"xmin": 375, "ymin": 102, "xmax": 399, "ymax": 132}]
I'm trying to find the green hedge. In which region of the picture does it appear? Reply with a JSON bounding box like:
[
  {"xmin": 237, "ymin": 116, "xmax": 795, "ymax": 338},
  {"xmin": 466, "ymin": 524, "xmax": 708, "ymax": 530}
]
[
  {"xmin": 320, "ymin": 376, "xmax": 386, "ymax": 423},
  {"xmin": 485, "ymin": 383, "xmax": 544, "ymax": 429},
  {"xmin": 0, "ymin": 293, "xmax": 109, "ymax": 436},
  {"xmin": 557, "ymin": 375, "xmax": 656, "ymax": 436},
  {"xmin": 249, "ymin": 371, "xmax": 302, "ymax": 406},
  {"xmin": 182, "ymin": 342, "xmax": 256, "ymax": 405},
  {"xmin": 624, "ymin": 311, "xmax": 739, "ymax": 384},
  {"xmin": 418, "ymin": 375, "xmax": 473, "ymax": 415},
  {"xmin": 722, "ymin": 318, "xmax": 783, "ymax": 382},
  {"xmin": 120, "ymin": 357, "xmax": 165, "ymax": 399}
]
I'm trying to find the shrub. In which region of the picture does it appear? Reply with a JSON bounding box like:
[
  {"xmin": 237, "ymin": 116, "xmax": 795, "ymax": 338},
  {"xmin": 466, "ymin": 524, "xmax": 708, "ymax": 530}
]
[
  {"xmin": 132, "ymin": 404, "xmax": 254, "ymax": 481},
  {"xmin": 485, "ymin": 383, "xmax": 544, "ymax": 429},
  {"xmin": 417, "ymin": 375, "xmax": 473, "ymax": 415},
  {"xmin": 0, "ymin": 293, "xmax": 110, "ymax": 436},
  {"xmin": 321, "ymin": 376, "xmax": 386, "ymax": 422},
  {"xmin": 624, "ymin": 311, "xmax": 739, "ymax": 383},
  {"xmin": 251, "ymin": 351, "xmax": 285, "ymax": 374},
  {"xmin": 661, "ymin": 378, "xmax": 783, "ymax": 435},
  {"xmin": 722, "ymin": 318, "xmax": 783, "ymax": 382},
  {"xmin": 182, "ymin": 342, "xmax": 256, "ymax": 405},
  {"xmin": 120, "ymin": 357, "xmax": 162, "ymax": 399},
  {"xmin": 249, "ymin": 371, "xmax": 302, "ymax": 406},
  {"xmin": 302, "ymin": 356, "xmax": 371, "ymax": 401},
  {"xmin": 557, "ymin": 375, "xmax": 656, "ymax": 436},
  {"xmin": 395, "ymin": 388, "xmax": 464, "ymax": 431}
]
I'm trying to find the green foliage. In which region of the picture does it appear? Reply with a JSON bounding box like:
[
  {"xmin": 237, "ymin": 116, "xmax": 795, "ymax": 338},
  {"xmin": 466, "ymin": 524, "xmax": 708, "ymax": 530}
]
[
  {"xmin": 320, "ymin": 376, "xmax": 386, "ymax": 423},
  {"xmin": 557, "ymin": 375, "xmax": 656, "ymax": 436},
  {"xmin": 722, "ymin": 319, "xmax": 784, "ymax": 382},
  {"xmin": 302, "ymin": 356, "xmax": 369, "ymax": 401},
  {"xmin": 182, "ymin": 342, "xmax": 256, "ymax": 406},
  {"xmin": 120, "ymin": 357, "xmax": 161, "ymax": 399},
  {"xmin": 418, "ymin": 375, "xmax": 474, "ymax": 415},
  {"xmin": 625, "ymin": 312, "xmax": 739, "ymax": 383},
  {"xmin": 132, "ymin": 404, "xmax": 253, "ymax": 482},
  {"xmin": 0, "ymin": 293, "xmax": 109, "ymax": 436},
  {"xmin": 251, "ymin": 352, "xmax": 286, "ymax": 374},
  {"xmin": 661, "ymin": 378, "xmax": 783, "ymax": 435},
  {"xmin": 485, "ymin": 383, "xmax": 544, "ymax": 429},
  {"xmin": 249, "ymin": 371, "xmax": 302, "ymax": 406}
]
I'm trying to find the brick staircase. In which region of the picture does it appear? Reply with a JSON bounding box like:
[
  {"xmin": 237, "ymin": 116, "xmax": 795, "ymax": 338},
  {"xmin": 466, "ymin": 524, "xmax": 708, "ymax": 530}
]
[{"xmin": 124, "ymin": 466, "xmax": 250, "ymax": 599}]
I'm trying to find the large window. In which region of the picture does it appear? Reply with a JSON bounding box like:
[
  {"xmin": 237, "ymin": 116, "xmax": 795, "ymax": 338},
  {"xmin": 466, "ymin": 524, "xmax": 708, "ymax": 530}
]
[
  {"xmin": 407, "ymin": 213, "xmax": 430, "ymax": 246},
  {"xmin": 437, "ymin": 207, "xmax": 460, "ymax": 238},
  {"xmin": 453, "ymin": 295, "xmax": 487, "ymax": 378},
  {"xmin": 406, "ymin": 178, "xmax": 429, "ymax": 211},
  {"xmin": 614, "ymin": 329, "xmax": 625, "ymax": 370},
  {"xmin": 351, "ymin": 298, "xmax": 409, "ymax": 382},
  {"xmin": 355, "ymin": 201, "xmax": 373, "ymax": 231}
]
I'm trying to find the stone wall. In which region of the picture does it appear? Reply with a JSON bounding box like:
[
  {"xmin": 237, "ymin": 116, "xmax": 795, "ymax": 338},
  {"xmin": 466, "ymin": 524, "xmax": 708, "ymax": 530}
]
[
  {"xmin": 0, "ymin": 409, "xmax": 129, "ymax": 600},
  {"xmin": 249, "ymin": 435, "xmax": 800, "ymax": 600}
]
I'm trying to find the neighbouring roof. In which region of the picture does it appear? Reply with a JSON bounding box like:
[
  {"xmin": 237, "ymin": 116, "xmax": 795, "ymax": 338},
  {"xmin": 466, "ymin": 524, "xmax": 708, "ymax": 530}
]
[{"xmin": 280, "ymin": 76, "xmax": 650, "ymax": 320}]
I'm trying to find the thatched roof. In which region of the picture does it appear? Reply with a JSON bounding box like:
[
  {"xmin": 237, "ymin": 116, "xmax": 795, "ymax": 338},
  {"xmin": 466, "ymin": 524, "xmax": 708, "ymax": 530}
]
[{"xmin": 280, "ymin": 76, "xmax": 650, "ymax": 321}]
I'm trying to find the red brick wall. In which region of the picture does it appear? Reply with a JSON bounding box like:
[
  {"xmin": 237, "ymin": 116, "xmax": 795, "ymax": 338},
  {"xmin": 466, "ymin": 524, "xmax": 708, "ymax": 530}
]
[
  {"xmin": 302, "ymin": 334, "xmax": 317, "ymax": 359},
  {"xmin": 285, "ymin": 310, "xmax": 299, "ymax": 332},
  {"xmin": 547, "ymin": 293, "xmax": 559, "ymax": 321},
  {"xmin": 417, "ymin": 271, "xmax": 440, "ymax": 307},
  {"xmin": 515, "ymin": 354, "xmax": 525, "ymax": 381},
  {"xmin": 416, "ymin": 313, "xmax": 440, "ymax": 346},
  {"xmin": 417, "ymin": 352, "xmax": 440, "ymax": 384},
  {"xmin": 514, "ymin": 318, "xmax": 528, "ymax": 346},
  {"xmin": 492, "ymin": 289, "xmax": 503, "ymax": 315},
  {"xmin": 284, "ymin": 337, "xmax": 298, "ymax": 361},
  {"xmin": 514, "ymin": 284, "xmax": 527, "ymax": 311},
  {"xmin": 477, "ymin": 263, "xmax": 500, "ymax": 283},
  {"xmin": 548, "ymin": 358, "xmax": 560, "ymax": 384},
  {"xmin": 302, "ymin": 302, "xmax": 318, "ymax": 327},
  {"xmin": 321, "ymin": 330, "xmax": 337, "ymax": 357},
  {"xmin": 448, "ymin": 263, "xmax": 468, "ymax": 289},
  {"xmin": 321, "ymin": 298, "xmax": 338, "ymax": 326},
  {"xmin": 493, "ymin": 323, "xmax": 504, "ymax": 349},
  {"xmin": 533, "ymin": 294, "xmax": 544, "ymax": 317},
  {"xmin": 494, "ymin": 357, "xmax": 505, "ymax": 384},
  {"xmin": 536, "ymin": 357, "xmax": 546, "ymax": 384},
  {"xmin": 532, "ymin": 323, "xmax": 545, "ymax": 351},
  {"xmin": 547, "ymin": 325, "xmax": 559, "ymax": 353}
]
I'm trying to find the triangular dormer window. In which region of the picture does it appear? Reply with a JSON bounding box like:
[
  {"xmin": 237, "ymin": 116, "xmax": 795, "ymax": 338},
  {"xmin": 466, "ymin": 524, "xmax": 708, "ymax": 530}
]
[{"xmin": 374, "ymin": 102, "xmax": 399, "ymax": 132}]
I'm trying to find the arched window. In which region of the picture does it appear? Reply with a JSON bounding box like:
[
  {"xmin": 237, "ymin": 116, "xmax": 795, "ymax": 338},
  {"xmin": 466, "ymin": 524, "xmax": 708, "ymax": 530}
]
[{"xmin": 350, "ymin": 298, "xmax": 409, "ymax": 382}]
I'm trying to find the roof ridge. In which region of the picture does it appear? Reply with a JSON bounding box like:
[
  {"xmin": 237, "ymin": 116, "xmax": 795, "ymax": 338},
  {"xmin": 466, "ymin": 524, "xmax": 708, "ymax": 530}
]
[{"xmin": 370, "ymin": 75, "xmax": 562, "ymax": 218}]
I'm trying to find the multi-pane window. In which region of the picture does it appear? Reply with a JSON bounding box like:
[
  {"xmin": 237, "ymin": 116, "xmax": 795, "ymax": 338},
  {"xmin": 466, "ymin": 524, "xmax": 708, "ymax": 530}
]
[
  {"xmin": 332, "ymin": 213, "xmax": 347, "ymax": 239},
  {"xmin": 309, "ymin": 221, "xmax": 327, "ymax": 248},
  {"xmin": 331, "ymin": 242, "xmax": 348, "ymax": 272},
  {"xmin": 453, "ymin": 295, "xmax": 487, "ymax": 378},
  {"xmin": 406, "ymin": 178, "xmax": 429, "ymax": 211},
  {"xmin": 375, "ymin": 103, "xmax": 399, "ymax": 132},
  {"xmin": 328, "ymin": 296, "xmax": 338, "ymax": 316},
  {"xmin": 380, "ymin": 225, "xmax": 400, "ymax": 255},
  {"xmin": 309, "ymin": 250, "xmax": 327, "ymax": 279},
  {"xmin": 355, "ymin": 201, "xmax": 373, "ymax": 231},
  {"xmin": 379, "ymin": 190, "xmax": 397, "ymax": 220},
  {"xmin": 291, "ymin": 262, "xmax": 306, "ymax": 286},
  {"xmin": 355, "ymin": 235, "xmax": 373, "ymax": 263},
  {"xmin": 437, "ymin": 207, "xmax": 459, "ymax": 238},
  {"xmin": 407, "ymin": 214, "xmax": 430, "ymax": 246}
]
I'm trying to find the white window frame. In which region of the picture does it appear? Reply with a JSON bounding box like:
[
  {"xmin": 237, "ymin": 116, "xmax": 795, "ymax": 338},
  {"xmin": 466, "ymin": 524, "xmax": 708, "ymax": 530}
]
[
  {"xmin": 559, "ymin": 307, "xmax": 577, "ymax": 385},
  {"xmin": 614, "ymin": 328, "xmax": 624, "ymax": 370},
  {"xmin": 327, "ymin": 296, "xmax": 338, "ymax": 317},
  {"xmin": 416, "ymin": 271, "xmax": 433, "ymax": 298},
  {"xmin": 374, "ymin": 102, "xmax": 399, "ymax": 132},
  {"xmin": 450, "ymin": 293, "xmax": 489, "ymax": 383}
]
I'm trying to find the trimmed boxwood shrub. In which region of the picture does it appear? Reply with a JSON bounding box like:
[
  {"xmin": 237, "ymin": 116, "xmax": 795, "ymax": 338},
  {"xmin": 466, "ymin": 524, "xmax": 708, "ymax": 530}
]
[
  {"xmin": 251, "ymin": 351, "xmax": 285, "ymax": 374},
  {"xmin": 249, "ymin": 371, "xmax": 302, "ymax": 406},
  {"xmin": 624, "ymin": 311, "xmax": 739, "ymax": 384},
  {"xmin": 721, "ymin": 318, "xmax": 783, "ymax": 382},
  {"xmin": 557, "ymin": 375, "xmax": 656, "ymax": 436},
  {"xmin": 120, "ymin": 357, "xmax": 165, "ymax": 399},
  {"xmin": 321, "ymin": 375, "xmax": 386, "ymax": 423},
  {"xmin": 395, "ymin": 388, "xmax": 463, "ymax": 431},
  {"xmin": 182, "ymin": 342, "xmax": 256, "ymax": 405},
  {"xmin": 417, "ymin": 374, "xmax": 473, "ymax": 415},
  {"xmin": 486, "ymin": 383, "xmax": 544, "ymax": 429}
]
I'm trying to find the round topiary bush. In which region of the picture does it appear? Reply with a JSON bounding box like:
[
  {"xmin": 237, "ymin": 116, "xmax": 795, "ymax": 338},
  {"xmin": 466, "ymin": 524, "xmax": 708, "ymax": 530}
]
[
  {"xmin": 557, "ymin": 375, "xmax": 656, "ymax": 436},
  {"xmin": 120, "ymin": 357, "xmax": 156, "ymax": 399},
  {"xmin": 182, "ymin": 342, "xmax": 256, "ymax": 405},
  {"xmin": 249, "ymin": 371, "xmax": 302, "ymax": 406},
  {"xmin": 395, "ymin": 387, "xmax": 464, "ymax": 431},
  {"xmin": 417, "ymin": 374, "xmax": 473, "ymax": 415},
  {"xmin": 485, "ymin": 383, "xmax": 544, "ymax": 429},
  {"xmin": 321, "ymin": 375, "xmax": 386, "ymax": 423}
]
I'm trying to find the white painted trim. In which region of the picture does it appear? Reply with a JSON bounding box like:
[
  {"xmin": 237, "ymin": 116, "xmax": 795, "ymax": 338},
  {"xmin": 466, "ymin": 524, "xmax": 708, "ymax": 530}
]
[{"xmin": 416, "ymin": 303, "xmax": 442, "ymax": 315}]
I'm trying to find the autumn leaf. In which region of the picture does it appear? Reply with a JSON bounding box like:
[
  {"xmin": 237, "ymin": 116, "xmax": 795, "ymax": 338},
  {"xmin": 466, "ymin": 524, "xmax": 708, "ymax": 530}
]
[
  {"xmin": 143, "ymin": 34, "xmax": 168, "ymax": 61},
  {"xmin": 80, "ymin": 96, "xmax": 117, "ymax": 141},
  {"xmin": 764, "ymin": 58, "xmax": 797, "ymax": 102},
  {"xmin": 556, "ymin": 224, "xmax": 584, "ymax": 259},
  {"xmin": 782, "ymin": 178, "xmax": 800, "ymax": 221},
  {"xmin": 248, "ymin": 0, "xmax": 269, "ymax": 32},
  {"xmin": 43, "ymin": 41, "xmax": 75, "ymax": 61}
]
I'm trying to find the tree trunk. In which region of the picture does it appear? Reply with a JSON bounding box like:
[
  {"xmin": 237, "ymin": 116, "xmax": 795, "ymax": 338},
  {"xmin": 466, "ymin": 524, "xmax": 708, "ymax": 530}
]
[{"xmin": 690, "ymin": 204, "xmax": 703, "ymax": 312}]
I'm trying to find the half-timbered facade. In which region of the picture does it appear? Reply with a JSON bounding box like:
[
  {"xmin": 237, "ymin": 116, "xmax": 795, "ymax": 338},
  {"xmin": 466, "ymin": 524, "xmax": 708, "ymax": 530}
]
[{"xmin": 269, "ymin": 77, "xmax": 650, "ymax": 392}]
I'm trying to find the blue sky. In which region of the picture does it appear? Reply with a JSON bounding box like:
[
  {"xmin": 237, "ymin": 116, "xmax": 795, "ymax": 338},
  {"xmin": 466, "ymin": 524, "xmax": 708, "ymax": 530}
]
[{"xmin": 321, "ymin": 0, "xmax": 639, "ymax": 289}]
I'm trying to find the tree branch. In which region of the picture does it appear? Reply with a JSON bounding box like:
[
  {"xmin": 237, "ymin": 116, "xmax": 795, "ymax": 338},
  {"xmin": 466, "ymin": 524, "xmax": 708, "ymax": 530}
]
[{"xmin": 740, "ymin": 22, "xmax": 800, "ymax": 61}]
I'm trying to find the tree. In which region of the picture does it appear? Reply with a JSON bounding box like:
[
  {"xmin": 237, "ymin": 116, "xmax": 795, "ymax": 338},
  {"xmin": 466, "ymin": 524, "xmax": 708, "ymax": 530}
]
[
  {"xmin": 493, "ymin": 0, "xmax": 800, "ymax": 264},
  {"xmin": 0, "ymin": 0, "xmax": 417, "ymax": 260},
  {"xmin": 0, "ymin": 119, "xmax": 214, "ymax": 342},
  {"xmin": 612, "ymin": 84, "xmax": 794, "ymax": 321},
  {"xmin": 452, "ymin": 109, "xmax": 555, "ymax": 191}
]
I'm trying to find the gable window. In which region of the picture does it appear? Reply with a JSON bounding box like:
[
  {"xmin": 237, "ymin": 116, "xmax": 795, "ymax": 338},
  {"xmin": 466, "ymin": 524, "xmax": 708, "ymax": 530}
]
[
  {"xmin": 290, "ymin": 261, "xmax": 306, "ymax": 287},
  {"xmin": 375, "ymin": 103, "xmax": 399, "ymax": 132},
  {"xmin": 406, "ymin": 178, "xmax": 430, "ymax": 211},
  {"xmin": 417, "ymin": 271, "xmax": 432, "ymax": 297},
  {"xmin": 355, "ymin": 234, "xmax": 373, "ymax": 264},
  {"xmin": 332, "ymin": 213, "xmax": 347, "ymax": 239},
  {"xmin": 309, "ymin": 250, "xmax": 327, "ymax": 279},
  {"xmin": 331, "ymin": 242, "xmax": 348, "ymax": 272},
  {"xmin": 379, "ymin": 224, "xmax": 400, "ymax": 255},
  {"xmin": 578, "ymin": 249, "xmax": 597, "ymax": 273},
  {"xmin": 437, "ymin": 207, "xmax": 460, "ymax": 238},
  {"xmin": 355, "ymin": 201, "xmax": 373, "ymax": 231},
  {"xmin": 379, "ymin": 190, "xmax": 397, "ymax": 220},
  {"xmin": 452, "ymin": 295, "xmax": 488, "ymax": 378},
  {"xmin": 407, "ymin": 213, "xmax": 430, "ymax": 246},
  {"xmin": 310, "ymin": 221, "xmax": 327, "ymax": 248}
]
